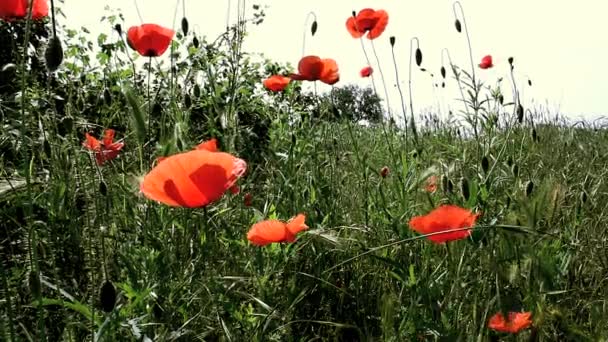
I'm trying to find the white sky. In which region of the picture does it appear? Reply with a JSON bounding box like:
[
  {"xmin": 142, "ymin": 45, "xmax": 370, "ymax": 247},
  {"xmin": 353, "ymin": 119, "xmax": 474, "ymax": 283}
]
[{"xmin": 61, "ymin": 0, "xmax": 608, "ymax": 120}]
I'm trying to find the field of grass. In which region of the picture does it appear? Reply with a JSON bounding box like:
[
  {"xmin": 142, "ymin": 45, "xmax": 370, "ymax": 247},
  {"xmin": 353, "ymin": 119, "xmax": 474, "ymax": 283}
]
[{"xmin": 1, "ymin": 1, "xmax": 608, "ymax": 341}]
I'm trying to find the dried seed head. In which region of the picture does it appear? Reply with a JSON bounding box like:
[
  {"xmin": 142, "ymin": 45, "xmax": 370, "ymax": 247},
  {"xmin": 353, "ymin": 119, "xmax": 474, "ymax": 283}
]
[
  {"xmin": 44, "ymin": 36, "xmax": 64, "ymax": 72},
  {"xmin": 99, "ymin": 181, "xmax": 107, "ymax": 196},
  {"xmin": 181, "ymin": 17, "xmax": 189, "ymax": 36},
  {"xmin": 481, "ymin": 155, "xmax": 489, "ymax": 173},
  {"xmin": 311, "ymin": 20, "xmax": 318, "ymax": 36},
  {"xmin": 525, "ymin": 180, "xmax": 534, "ymax": 197},
  {"xmin": 415, "ymin": 48, "xmax": 423, "ymax": 67},
  {"xmin": 389, "ymin": 36, "xmax": 396, "ymax": 47},
  {"xmin": 455, "ymin": 19, "xmax": 462, "ymax": 32},
  {"xmin": 100, "ymin": 280, "xmax": 117, "ymax": 312},
  {"xmin": 460, "ymin": 177, "xmax": 470, "ymax": 201},
  {"xmin": 517, "ymin": 104, "xmax": 524, "ymax": 123},
  {"xmin": 380, "ymin": 166, "xmax": 390, "ymax": 178},
  {"xmin": 440, "ymin": 66, "xmax": 446, "ymax": 79}
]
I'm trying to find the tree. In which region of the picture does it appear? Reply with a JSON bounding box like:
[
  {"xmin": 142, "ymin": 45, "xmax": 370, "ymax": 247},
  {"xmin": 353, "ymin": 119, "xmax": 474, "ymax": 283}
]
[{"xmin": 317, "ymin": 84, "xmax": 384, "ymax": 124}]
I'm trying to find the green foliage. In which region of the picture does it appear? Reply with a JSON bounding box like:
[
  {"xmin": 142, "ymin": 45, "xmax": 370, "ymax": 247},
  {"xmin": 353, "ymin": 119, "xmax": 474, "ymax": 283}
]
[{"xmin": 318, "ymin": 84, "xmax": 384, "ymax": 123}]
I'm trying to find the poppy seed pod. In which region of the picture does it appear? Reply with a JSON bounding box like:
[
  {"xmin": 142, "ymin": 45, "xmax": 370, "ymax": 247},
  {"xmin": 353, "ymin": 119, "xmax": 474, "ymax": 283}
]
[
  {"xmin": 455, "ymin": 19, "xmax": 462, "ymax": 32},
  {"xmin": 311, "ymin": 20, "xmax": 318, "ymax": 36},
  {"xmin": 415, "ymin": 48, "xmax": 422, "ymax": 67},
  {"xmin": 440, "ymin": 66, "xmax": 446, "ymax": 79},
  {"xmin": 100, "ymin": 280, "xmax": 117, "ymax": 312},
  {"xmin": 481, "ymin": 155, "xmax": 489, "ymax": 173},
  {"xmin": 525, "ymin": 181, "xmax": 534, "ymax": 197},
  {"xmin": 44, "ymin": 36, "xmax": 64, "ymax": 72},
  {"xmin": 517, "ymin": 104, "xmax": 524, "ymax": 123},
  {"xmin": 508, "ymin": 57, "xmax": 514, "ymax": 65},
  {"xmin": 460, "ymin": 177, "xmax": 470, "ymax": 201},
  {"xmin": 389, "ymin": 36, "xmax": 395, "ymax": 47},
  {"xmin": 181, "ymin": 17, "xmax": 189, "ymax": 36}
]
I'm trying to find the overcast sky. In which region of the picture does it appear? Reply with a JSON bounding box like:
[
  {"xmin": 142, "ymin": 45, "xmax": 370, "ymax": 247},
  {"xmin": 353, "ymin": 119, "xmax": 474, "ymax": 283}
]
[{"xmin": 61, "ymin": 0, "xmax": 608, "ymax": 120}]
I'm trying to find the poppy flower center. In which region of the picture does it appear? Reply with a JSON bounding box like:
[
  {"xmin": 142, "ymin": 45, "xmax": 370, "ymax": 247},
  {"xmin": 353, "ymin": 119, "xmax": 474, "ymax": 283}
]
[
  {"xmin": 356, "ymin": 17, "xmax": 376, "ymax": 32},
  {"xmin": 144, "ymin": 49, "xmax": 159, "ymax": 57}
]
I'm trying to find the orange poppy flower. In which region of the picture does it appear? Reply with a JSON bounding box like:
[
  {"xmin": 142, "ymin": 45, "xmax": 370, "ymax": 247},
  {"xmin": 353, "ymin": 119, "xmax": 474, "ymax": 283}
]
[
  {"xmin": 127, "ymin": 24, "xmax": 175, "ymax": 57},
  {"xmin": 0, "ymin": 0, "xmax": 48, "ymax": 20},
  {"xmin": 479, "ymin": 55, "xmax": 494, "ymax": 69},
  {"xmin": 247, "ymin": 214, "xmax": 308, "ymax": 246},
  {"xmin": 360, "ymin": 66, "xmax": 373, "ymax": 78},
  {"xmin": 140, "ymin": 149, "xmax": 247, "ymax": 207},
  {"xmin": 425, "ymin": 175, "xmax": 438, "ymax": 193},
  {"xmin": 408, "ymin": 205, "xmax": 479, "ymax": 243},
  {"xmin": 263, "ymin": 75, "xmax": 291, "ymax": 92},
  {"xmin": 346, "ymin": 9, "xmax": 389, "ymax": 40},
  {"xmin": 82, "ymin": 129, "xmax": 124, "ymax": 165},
  {"xmin": 488, "ymin": 311, "xmax": 533, "ymax": 333},
  {"xmin": 290, "ymin": 56, "xmax": 340, "ymax": 85}
]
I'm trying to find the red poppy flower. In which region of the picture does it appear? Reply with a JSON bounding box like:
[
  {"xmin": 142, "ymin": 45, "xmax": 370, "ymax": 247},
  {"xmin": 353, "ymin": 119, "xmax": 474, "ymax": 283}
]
[
  {"xmin": 479, "ymin": 55, "xmax": 494, "ymax": 69},
  {"xmin": 408, "ymin": 205, "xmax": 479, "ymax": 243},
  {"xmin": 82, "ymin": 129, "xmax": 124, "ymax": 165},
  {"xmin": 488, "ymin": 311, "xmax": 533, "ymax": 333},
  {"xmin": 425, "ymin": 175, "xmax": 438, "ymax": 193},
  {"xmin": 127, "ymin": 24, "xmax": 175, "ymax": 57},
  {"xmin": 0, "ymin": 0, "xmax": 48, "ymax": 20},
  {"xmin": 263, "ymin": 75, "xmax": 291, "ymax": 92},
  {"xmin": 360, "ymin": 66, "xmax": 373, "ymax": 78},
  {"xmin": 247, "ymin": 214, "xmax": 308, "ymax": 246},
  {"xmin": 243, "ymin": 192, "xmax": 253, "ymax": 207},
  {"xmin": 140, "ymin": 149, "xmax": 247, "ymax": 208},
  {"xmin": 346, "ymin": 9, "xmax": 389, "ymax": 40},
  {"xmin": 290, "ymin": 56, "xmax": 339, "ymax": 85}
]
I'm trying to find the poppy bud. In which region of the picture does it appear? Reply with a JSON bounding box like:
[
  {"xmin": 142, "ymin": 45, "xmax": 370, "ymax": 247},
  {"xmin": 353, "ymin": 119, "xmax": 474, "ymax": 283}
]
[
  {"xmin": 352, "ymin": 10, "xmax": 356, "ymax": 17},
  {"xmin": 184, "ymin": 94, "xmax": 192, "ymax": 108},
  {"xmin": 380, "ymin": 166, "xmax": 389, "ymax": 178},
  {"xmin": 525, "ymin": 181, "xmax": 534, "ymax": 197},
  {"xmin": 292, "ymin": 133, "xmax": 296, "ymax": 145},
  {"xmin": 415, "ymin": 48, "xmax": 423, "ymax": 67},
  {"xmin": 508, "ymin": 57, "xmax": 514, "ymax": 65},
  {"xmin": 311, "ymin": 20, "xmax": 318, "ymax": 36},
  {"xmin": 528, "ymin": 79, "xmax": 532, "ymax": 86},
  {"xmin": 512, "ymin": 164, "xmax": 519, "ymax": 177},
  {"xmin": 99, "ymin": 181, "xmax": 107, "ymax": 196},
  {"xmin": 580, "ymin": 191, "xmax": 588, "ymax": 204},
  {"xmin": 181, "ymin": 17, "xmax": 189, "ymax": 36},
  {"xmin": 29, "ymin": 271, "xmax": 41, "ymax": 297},
  {"xmin": 193, "ymin": 84, "xmax": 201, "ymax": 98},
  {"xmin": 460, "ymin": 177, "xmax": 470, "ymax": 201},
  {"xmin": 389, "ymin": 36, "xmax": 396, "ymax": 47},
  {"xmin": 100, "ymin": 280, "xmax": 117, "ymax": 312},
  {"xmin": 114, "ymin": 24, "xmax": 122, "ymax": 35},
  {"xmin": 506, "ymin": 195, "xmax": 511, "ymax": 208},
  {"xmin": 455, "ymin": 19, "xmax": 462, "ymax": 32},
  {"xmin": 244, "ymin": 193, "xmax": 253, "ymax": 207},
  {"xmin": 44, "ymin": 36, "xmax": 64, "ymax": 72},
  {"xmin": 498, "ymin": 94, "xmax": 504, "ymax": 105},
  {"xmin": 103, "ymin": 88, "xmax": 112, "ymax": 105},
  {"xmin": 420, "ymin": 68, "xmax": 427, "ymax": 72},
  {"xmin": 43, "ymin": 139, "xmax": 51, "ymax": 158},
  {"xmin": 531, "ymin": 128, "xmax": 537, "ymax": 142},
  {"xmin": 192, "ymin": 36, "xmax": 200, "ymax": 48},
  {"xmin": 481, "ymin": 155, "xmax": 489, "ymax": 173},
  {"xmin": 507, "ymin": 157, "xmax": 513, "ymax": 167},
  {"xmin": 440, "ymin": 66, "xmax": 446, "ymax": 79},
  {"xmin": 517, "ymin": 104, "xmax": 524, "ymax": 123},
  {"xmin": 153, "ymin": 102, "xmax": 162, "ymax": 115},
  {"xmin": 441, "ymin": 82, "xmax": 445, "ymax": 88}
]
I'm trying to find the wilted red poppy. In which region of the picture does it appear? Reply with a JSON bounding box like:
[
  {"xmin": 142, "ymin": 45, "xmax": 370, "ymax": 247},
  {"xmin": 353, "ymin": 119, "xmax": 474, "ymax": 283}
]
[
  {"xmin": 360, "ymin": 66, "xmax": 373, "ymax": 78},
  {"xmin": 83, "ymin": 129, "xmax": 124, "ymax": 165},
  {"xmin": 408, "ymin": 205, "xmax": 479, "ymax": 243},
  {"xmin": 247, "ymin": 214, "xmax": 308, "ymax": 246},
  {"xmin": 0, "ymin": 0, "xmax": 48, "ymax": 20},
  {"xmin": 290, "ymin": 56, "xmax": 339, "ymax": 85},
  {"xmin": 140, "ymin": 149, "xmax": 247, "ymax": 207},
  {"xmin": 488, "ymin": 311, "xmax": 532, "ymax": 333},
  {"xmin": 346, "ymin": 9, "xmax": 389, "ymax": 40},
  {"xmin": 127, "ymin": 24, "xmax": 175, "ymax": 57},
  {"xmin": 425, "ymin": 175, "xmax": 438, "ymax": 193},
  {"xmin": 263, "ymin": 75, "xmax": 291, "ymax": 92},
  {"xmin": 479, "ymin": 55, "xmax": 494, "ymax": 69},
  {"xmin": 243, "ymin": 192, "xmax": 253, "ymax": 207}
]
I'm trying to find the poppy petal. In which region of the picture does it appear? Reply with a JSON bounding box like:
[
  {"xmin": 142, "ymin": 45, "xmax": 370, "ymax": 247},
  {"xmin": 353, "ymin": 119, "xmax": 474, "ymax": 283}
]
[
  {"xmin": 196, "ymin": 138, "xmax": 218, "ymax": 152},
  {"xmin": 286, "ymin": 214, "xmax": 308, "ymax": 236},
  {"xmin": 102, "ymin": 129, "xmax": 116, "ymax": 147},
  {"xmin": 298, "ymin": 55, "xmax": 324, "ymax": 80},
  {"xmin": 367, "ymin": 10, "xmax": 389, "ymax": 40},
  {"xmin": 247, "ymin": 220, "xmax": 292, "ymax": 246},
  {"xmin": 346, "ymin": 17, "xmax": 364, "ymax": 38},
  {"xmin": 320, "ymin": 58, "xmax": 340, "ymax": 85},
  {"xmin": 83, "ymin": 133, "xmax": 101, "ymax": 151}
]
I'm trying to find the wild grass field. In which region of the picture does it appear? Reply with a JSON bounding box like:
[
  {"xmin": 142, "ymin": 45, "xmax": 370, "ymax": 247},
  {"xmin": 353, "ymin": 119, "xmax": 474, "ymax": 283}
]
[{"xmin": 1, "ymin": 1, "xmax": 608, "ymax": 341}]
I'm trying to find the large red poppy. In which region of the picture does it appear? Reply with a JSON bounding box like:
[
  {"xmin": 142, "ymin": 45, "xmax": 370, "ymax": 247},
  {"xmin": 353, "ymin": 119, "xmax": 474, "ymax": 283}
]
[
  {"xmin": 127, "ymin": 24, "xmax": 175, "ymax": 57},
  {"xmin": 290, "ymin": 56, "xmax": 339, "ymax": 85},
  {"xmin": 0, "ymin": 0, "xmax": 48, "ymax": 20},
  {"xmin": 263, "ymin": 75, "xmax": 291, "ymax": 92},
  {"xmin": 408, "ymin": 205, "xmax": 479, "ymax": 243},
  {"xmin": 247, "ymin": 214, "xmax": 308, "ymax": 246},
  {"xmin": 140, "ymin": 148, "xmax": 246, "ymax": 208},
  {"xmin": 488, "ymin": 311, "xmax": 532, "ymax": 333},
  {"xmin": 346, "ymin": 9, "xmax": 389, "ymax": 40},
  {"xmin": 82, "ymin": 129, "xmax": 124, "ymax": 165},
  {"xmin": 479, "ymin": 55, "xmax": 494, "ymax": 69}
]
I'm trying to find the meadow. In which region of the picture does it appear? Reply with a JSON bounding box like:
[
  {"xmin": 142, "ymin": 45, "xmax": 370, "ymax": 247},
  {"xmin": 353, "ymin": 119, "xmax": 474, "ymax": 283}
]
[{"xmin": 1, "ymin": 1, "xmax": 607, "ymax": 341}]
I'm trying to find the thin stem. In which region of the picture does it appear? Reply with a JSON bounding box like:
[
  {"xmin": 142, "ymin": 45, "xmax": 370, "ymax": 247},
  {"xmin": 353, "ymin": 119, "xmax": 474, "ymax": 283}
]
[
  {"xmin": 370, "ymin": 40, "xmax": 391, "ymax": 120},
  {"xmin": 390, "ymin": 39, "xmax": 408, "ymax": 132},
  {"xmin": 301, "ymin": 12, "xmax": 317, "ymax": 57},
  {"xmin": 453, "ymin": 1, "xmax": 476, "ymax": 90},
  {"xmin": 50, "ymin": 0, "xmax": 57, "ymax": 37},
  {"xmin": 146, "ymin": 56, "xmax": 152, "ymax": 163},
  {"xmin": 408, "ymin": 37, "xmax": 420, "ymax": 144}
]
